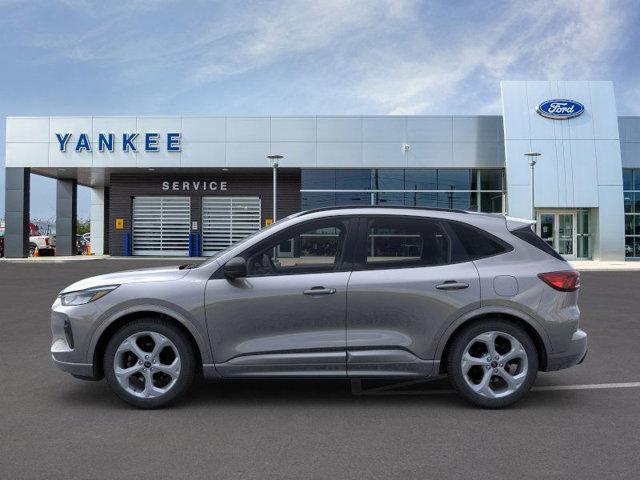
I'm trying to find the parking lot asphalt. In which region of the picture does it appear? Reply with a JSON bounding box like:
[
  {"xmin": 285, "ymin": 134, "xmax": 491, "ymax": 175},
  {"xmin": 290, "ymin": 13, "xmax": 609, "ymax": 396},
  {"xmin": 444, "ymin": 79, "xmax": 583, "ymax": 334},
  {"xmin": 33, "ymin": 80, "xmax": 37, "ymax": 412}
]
[{"xmin": 1, "ymin": 260, "xmax": 639, "ymax": 479}]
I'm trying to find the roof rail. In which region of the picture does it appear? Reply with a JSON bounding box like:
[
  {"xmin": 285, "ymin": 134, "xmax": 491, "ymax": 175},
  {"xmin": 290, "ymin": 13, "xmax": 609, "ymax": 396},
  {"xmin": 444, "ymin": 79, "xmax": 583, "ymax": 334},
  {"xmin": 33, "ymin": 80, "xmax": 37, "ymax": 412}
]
[{"xmin": 294, "ymin": 205, "xmax": 470, "ymax": 217}]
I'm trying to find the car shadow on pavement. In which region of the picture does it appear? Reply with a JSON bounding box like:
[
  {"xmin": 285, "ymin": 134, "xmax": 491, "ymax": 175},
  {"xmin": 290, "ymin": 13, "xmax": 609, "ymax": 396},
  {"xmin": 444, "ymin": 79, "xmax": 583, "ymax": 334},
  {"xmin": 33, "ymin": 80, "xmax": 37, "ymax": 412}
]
[{"xmin": 54, "ymin": 375, "xmax": 585, "ymax": 411}]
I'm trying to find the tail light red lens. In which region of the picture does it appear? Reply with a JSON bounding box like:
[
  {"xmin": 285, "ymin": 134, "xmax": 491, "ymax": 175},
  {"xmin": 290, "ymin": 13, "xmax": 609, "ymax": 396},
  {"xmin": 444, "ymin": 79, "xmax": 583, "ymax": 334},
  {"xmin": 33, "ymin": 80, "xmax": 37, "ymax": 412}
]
[
  {"xmin": 45, "ymin": 237, "xmax": 50, "ymax": 246},
  {"xmin": 537, "ymin": 271, "xmax": 580, "ymax": 292}
]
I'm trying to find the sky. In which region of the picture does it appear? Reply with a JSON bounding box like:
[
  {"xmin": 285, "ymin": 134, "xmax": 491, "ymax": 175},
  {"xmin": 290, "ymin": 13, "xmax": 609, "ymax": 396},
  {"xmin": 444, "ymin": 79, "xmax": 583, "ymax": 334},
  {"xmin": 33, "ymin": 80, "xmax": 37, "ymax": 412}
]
[{"xmin": 1, "ymin": 0, "xmax": 639, "ymax": 220}]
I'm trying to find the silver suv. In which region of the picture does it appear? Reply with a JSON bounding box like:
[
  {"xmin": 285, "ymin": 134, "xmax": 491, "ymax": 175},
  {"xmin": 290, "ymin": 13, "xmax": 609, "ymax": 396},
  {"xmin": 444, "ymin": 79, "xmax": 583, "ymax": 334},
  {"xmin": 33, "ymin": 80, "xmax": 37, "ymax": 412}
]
[{"xmin": 51, "ymin": 207, "xmax": 587, "ymax": 409}]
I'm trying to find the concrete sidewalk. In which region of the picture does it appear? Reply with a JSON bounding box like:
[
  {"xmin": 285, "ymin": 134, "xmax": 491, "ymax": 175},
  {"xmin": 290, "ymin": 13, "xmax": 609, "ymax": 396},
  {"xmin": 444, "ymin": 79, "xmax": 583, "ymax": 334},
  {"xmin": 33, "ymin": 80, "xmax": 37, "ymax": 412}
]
[
  {"xmin": 2, "ymin": 255, "xmax": 639, "ymax": 270},
  {"xmin": 569, "ymin": 260, "xmax": 640, "ymax": 271},
  {"xmin": 0, "ymin": 255, "xmax": 204, "ymax": 263},
  {"xmin": 0, "ymin": 255, "xmax": 109, "ymax": 263}
]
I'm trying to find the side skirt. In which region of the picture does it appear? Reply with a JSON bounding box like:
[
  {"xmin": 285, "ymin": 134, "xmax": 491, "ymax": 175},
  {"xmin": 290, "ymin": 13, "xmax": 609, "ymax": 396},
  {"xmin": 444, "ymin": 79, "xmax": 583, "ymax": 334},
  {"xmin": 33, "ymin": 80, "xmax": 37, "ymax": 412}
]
[{"xmin": 202, "ymin": 350, "xmax": 439, "ymax": 379}]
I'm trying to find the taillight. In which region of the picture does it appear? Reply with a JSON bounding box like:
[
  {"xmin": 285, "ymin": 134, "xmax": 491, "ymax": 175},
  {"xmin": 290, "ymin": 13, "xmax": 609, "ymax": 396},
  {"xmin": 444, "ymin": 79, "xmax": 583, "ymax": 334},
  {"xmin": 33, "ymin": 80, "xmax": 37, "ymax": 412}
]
[
  {"xmin": 45, "ymin": 237, "xmax": 50, "ymax": 246},
  {"xmin": 537, "ymin": 271, "xmax": 580, "ymax": 292}
]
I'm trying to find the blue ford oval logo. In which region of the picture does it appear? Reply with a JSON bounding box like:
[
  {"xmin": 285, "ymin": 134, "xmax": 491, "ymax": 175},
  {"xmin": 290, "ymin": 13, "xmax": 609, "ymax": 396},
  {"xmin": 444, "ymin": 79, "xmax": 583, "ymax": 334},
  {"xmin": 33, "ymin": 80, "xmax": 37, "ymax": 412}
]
[{"xmin": 536, "ymin": 99, "xmax": 584, "ymax": 119}]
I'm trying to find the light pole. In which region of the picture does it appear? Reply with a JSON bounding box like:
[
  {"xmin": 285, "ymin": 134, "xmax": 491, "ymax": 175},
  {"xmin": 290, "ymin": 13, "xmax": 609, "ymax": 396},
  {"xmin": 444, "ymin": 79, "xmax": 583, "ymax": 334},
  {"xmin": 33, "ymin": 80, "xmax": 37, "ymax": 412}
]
[
  {"xmin": 525, "ymin": 152, "xmax": 541, "ymax": 220},
  {"xmin": 266, "ymin": 154, "xmax": 283, "ymax": 223}
]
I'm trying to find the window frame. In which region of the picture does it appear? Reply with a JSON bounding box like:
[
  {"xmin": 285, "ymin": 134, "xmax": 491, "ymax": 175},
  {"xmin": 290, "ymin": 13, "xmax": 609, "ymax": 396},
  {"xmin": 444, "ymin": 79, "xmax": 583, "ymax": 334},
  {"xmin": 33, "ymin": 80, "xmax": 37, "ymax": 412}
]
[{"xmin": 233, "ymin": 216, "xmax": 358, "ymax": 278}]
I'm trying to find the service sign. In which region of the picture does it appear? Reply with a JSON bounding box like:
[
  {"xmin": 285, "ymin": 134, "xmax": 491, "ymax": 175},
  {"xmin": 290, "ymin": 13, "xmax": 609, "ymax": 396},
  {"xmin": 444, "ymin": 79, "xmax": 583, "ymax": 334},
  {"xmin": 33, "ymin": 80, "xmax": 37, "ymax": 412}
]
[
  {"xmin": 162, "ymin": 180, "xmax": 228, "ymax": 191},
  {"xmin": 55, "ymin": 132, "xmax": 181, "ymax": 153},
  {"xmin": 536, "ymin": 99, "xmax": 584, "ymax": 120}
]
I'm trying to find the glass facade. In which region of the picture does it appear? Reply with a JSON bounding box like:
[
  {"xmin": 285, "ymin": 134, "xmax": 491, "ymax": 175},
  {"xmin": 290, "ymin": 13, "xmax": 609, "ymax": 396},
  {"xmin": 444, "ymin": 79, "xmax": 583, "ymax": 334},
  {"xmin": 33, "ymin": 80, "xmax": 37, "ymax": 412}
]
[
  {"xmin": 301, "ymin": 169, "xmax": 505, "ymax": 213},
  {"xmin": 624, "ymin": 169, "xmax": 640, "ymax": 259}
]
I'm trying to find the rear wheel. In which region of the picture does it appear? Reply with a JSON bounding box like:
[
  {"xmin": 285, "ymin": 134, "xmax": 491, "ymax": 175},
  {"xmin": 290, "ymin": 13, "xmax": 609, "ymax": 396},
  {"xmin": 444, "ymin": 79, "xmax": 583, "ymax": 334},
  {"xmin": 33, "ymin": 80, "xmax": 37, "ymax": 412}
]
[
  {"xmin": 103, "ymin": 319, "xmax": 196, "ymax": 408},
  {"xmin": 446, "ymin": 320, "xmax": 538, "ymax": 408}
]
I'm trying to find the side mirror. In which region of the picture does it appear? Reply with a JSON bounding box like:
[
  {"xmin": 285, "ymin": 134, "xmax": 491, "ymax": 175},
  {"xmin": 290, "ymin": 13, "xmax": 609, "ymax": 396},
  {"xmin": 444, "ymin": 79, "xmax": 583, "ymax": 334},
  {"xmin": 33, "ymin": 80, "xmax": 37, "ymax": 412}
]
[{"xmin": 224, "ymin": 256, "xmax": 247, "ymax": 279}]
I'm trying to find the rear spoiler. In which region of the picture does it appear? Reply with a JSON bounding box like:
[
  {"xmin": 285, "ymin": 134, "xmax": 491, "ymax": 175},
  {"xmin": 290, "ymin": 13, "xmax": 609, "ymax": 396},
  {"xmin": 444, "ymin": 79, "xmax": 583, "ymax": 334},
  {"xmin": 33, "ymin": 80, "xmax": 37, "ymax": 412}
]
[{"xmin": 504, "ymin": 216, "xmax": 536, "ymax": 232}]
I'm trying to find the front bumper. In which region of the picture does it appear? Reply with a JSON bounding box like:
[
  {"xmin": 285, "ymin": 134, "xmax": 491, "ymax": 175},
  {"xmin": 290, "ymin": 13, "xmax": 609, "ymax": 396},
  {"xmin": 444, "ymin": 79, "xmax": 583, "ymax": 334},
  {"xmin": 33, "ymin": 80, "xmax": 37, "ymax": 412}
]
[
  {"xmin": 545, "ymin": 329, "xmax": 588, "ymax": 371},
  {"xmin": 51, "ymin": 355, "xmax": 96, "ymax": 380},
  {"xmin": 51, "ymin": 299, "xmax": 100, "ymax": 380}
]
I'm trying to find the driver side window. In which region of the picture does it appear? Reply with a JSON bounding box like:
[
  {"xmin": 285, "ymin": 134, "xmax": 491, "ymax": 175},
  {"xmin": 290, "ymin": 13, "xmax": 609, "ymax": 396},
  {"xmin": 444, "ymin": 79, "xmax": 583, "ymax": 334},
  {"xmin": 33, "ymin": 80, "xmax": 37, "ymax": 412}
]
[{"xmin": 246, "ymin": 220, "xmax": 348, "ymax": 277}]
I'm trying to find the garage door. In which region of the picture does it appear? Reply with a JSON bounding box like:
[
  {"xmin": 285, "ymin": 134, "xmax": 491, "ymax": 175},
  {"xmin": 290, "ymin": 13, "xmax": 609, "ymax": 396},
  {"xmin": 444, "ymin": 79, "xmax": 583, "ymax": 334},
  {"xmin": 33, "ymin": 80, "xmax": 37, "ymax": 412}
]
[
  {"xmin": 132, "ymin": 196, "xmax": 191, "ymax": 256},
  {"xmin": 202, "ymin": 197, "xmax": 261, "ymax": 255}
]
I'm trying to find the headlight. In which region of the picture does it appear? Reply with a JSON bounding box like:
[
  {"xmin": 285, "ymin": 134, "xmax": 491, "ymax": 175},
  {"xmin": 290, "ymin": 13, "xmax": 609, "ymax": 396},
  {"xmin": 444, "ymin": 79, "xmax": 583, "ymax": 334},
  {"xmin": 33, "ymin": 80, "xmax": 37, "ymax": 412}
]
[{"xmin": 60, "ymin": 285, "xmax": 119, "ymax": 306}]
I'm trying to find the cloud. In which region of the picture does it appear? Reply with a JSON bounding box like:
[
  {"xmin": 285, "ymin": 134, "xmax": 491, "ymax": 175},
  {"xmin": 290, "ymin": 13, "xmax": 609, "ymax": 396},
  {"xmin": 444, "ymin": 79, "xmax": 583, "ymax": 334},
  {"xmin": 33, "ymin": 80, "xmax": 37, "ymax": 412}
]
[
  {"xmin": 6, "ymin": 0, "xmax": 633, "ymax": 114},
  {"xmin": 165, "ymin": 0, "xmax": 418, "ymax": 85},
  {"xmin": 348, "ymin": 0, "xmax": 628, "ymax": 114}
]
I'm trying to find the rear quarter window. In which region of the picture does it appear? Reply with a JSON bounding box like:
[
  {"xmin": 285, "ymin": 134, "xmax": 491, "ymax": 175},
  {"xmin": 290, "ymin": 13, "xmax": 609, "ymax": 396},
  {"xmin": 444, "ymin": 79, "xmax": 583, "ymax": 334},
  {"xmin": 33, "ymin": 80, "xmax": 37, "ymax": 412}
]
[
  {"xmin": 447, "ymin": 221, "xmax": 513, "ymax": 261},
  {"xmin": 511, "ymin": 225, "xmax": 566, "ymax": 261}
]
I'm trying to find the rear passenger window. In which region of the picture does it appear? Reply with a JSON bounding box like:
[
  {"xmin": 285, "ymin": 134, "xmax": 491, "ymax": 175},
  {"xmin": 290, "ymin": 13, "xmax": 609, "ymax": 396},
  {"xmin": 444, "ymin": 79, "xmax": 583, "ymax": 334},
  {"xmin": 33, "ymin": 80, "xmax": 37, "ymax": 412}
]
[
  {"xmin": 364, "ymin": 217, "xmax": 450, "ymax": 269},
  {"xmin": 448, "ymin": 221, "xmax": 512, "ymax": 261}
]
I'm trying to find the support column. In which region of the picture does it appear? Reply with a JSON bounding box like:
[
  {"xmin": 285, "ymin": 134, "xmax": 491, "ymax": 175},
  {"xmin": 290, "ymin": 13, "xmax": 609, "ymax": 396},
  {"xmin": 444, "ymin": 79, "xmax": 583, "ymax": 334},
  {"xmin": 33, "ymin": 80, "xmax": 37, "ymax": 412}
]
[
  {"xmin": 104, "ymin": 187, "xmax": 110, "ymax": 254},
  {"xmin": 4, "ymin": 168, "xmax": 30, "ymax": 258},
  {"xmin": 90, "ymin": 187, "xmax": 105, "ymax": 255},
  {"xmin": 55, "ymin": 179, "xmax": 77, "ymax": 256}
]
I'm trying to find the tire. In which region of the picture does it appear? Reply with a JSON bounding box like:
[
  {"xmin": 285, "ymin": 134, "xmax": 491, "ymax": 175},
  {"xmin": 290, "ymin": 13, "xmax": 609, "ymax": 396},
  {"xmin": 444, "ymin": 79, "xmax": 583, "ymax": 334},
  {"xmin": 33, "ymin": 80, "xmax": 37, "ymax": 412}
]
[
  {"xmin": 446, "ymin": 319, "xmax": 538, "ymax": 409},
  {"xmin": 103, "ymin": 318, "xmax": 196, "ymax": 409},
  {"xmin": 29, "ymin": 244, "xmax": 36, "ymax": 257}
]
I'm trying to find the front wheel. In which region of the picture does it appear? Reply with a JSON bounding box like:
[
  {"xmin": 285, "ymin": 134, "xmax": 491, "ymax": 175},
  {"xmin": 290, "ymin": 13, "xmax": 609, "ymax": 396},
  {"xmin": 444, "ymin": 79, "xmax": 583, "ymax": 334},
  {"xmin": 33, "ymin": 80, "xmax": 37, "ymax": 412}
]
[
  {"xmin": 103, "ymin": 319, "xmax": 196, "ymax": 408},
  {"xmin": 446, "ymin": 320, "xmax": 538, "ymax": 408}
]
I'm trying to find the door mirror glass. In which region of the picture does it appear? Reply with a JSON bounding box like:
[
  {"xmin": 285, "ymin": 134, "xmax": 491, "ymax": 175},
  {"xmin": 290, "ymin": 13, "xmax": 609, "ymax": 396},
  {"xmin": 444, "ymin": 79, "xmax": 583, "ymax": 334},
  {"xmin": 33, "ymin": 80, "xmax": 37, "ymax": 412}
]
[{"xmin": 224, "ymin": 256, "xmax": 247, "ymax": 279}]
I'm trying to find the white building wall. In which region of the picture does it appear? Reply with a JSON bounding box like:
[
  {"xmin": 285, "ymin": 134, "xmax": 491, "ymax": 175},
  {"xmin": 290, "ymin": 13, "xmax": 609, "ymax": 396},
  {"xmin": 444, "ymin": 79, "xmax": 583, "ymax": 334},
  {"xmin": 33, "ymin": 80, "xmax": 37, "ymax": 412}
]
[
  {"xmin": 5, "ymin": 115, "xmax": 505, "ymax": 169},
  {"xmin": 501, "ymin": 80, "xmax": 625, "ymax": 260},
  {"xmin": 5, "ymin": 106, "xmax": 633, "ymax": 260},
  {"xmin": 619, "ymin": 117, "xmax": 640, "ymax": 168}
]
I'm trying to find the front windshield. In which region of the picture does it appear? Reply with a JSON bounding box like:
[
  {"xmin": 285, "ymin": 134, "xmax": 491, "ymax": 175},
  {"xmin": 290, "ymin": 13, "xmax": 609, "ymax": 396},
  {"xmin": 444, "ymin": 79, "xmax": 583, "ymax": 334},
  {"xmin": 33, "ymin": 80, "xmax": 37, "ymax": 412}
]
[{"xmin": 196, "ymin": 214, "xmax": 296, "ymax": 268}]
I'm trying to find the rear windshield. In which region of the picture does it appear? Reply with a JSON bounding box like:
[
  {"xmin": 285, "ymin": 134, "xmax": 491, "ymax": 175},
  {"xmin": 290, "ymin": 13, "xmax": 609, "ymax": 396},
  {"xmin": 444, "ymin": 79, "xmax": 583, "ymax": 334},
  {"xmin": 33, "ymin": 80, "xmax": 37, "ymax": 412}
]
[{"xmin": 511, "ymin": 225, "xmax": 566, "ymax": 261}]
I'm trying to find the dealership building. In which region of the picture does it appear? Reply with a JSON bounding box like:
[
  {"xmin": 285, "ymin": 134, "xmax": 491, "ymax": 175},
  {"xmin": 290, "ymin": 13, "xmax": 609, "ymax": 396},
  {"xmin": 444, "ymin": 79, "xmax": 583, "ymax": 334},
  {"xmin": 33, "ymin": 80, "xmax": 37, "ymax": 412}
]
[{"xmin": 3, "ymin": 80, "xmax": 640, "ymax": 260}]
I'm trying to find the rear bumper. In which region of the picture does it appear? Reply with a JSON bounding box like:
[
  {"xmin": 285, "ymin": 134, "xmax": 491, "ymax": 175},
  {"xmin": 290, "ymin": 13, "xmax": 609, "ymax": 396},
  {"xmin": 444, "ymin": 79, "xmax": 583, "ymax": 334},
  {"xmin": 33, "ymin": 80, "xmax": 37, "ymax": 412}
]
[{"xmin": 545, "ymin": 329, "xmax": 588, "ymax": 371}]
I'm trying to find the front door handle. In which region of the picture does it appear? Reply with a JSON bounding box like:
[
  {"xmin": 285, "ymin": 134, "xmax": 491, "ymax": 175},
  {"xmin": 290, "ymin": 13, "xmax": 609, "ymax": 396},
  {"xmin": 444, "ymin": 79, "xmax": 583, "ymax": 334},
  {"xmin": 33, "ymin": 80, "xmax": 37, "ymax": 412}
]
[
  {"xmin": 303, "ymin": 286, "xmax": 337, "ymax": 296},
  {"xmin": 436, "ymin": 281, "xmax": 469, "ymax": 290}
]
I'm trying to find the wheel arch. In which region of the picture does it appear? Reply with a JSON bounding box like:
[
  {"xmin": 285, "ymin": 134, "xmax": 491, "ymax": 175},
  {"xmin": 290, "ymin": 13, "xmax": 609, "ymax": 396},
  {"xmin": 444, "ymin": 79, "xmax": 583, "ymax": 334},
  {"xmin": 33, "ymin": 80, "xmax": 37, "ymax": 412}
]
[
  {"xmin": 437, "ymin": 310, "xmax": 549, "ymax": 373},
  {"xmin": 91, "ymin": 309, "xmax": 206, "ymax": 380}
]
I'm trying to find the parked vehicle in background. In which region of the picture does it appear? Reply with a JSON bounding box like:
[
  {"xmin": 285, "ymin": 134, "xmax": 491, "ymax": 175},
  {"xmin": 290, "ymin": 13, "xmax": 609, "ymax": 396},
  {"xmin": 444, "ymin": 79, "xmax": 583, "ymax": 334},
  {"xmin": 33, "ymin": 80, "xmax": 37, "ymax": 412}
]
[
  {"xmin": 76, "ymin": 235, "xmax": 88, "ymax": 255},
  {"xmin": 29, "ymin": 223, "xmax": 55, "ymax": 256},
  {"xmin": 52, "ymin": 206, "xmax": 587, "ymax": 409},
  {"xmin": 0, "ymin": 224, "xmax": 4, "ymax": 257}
]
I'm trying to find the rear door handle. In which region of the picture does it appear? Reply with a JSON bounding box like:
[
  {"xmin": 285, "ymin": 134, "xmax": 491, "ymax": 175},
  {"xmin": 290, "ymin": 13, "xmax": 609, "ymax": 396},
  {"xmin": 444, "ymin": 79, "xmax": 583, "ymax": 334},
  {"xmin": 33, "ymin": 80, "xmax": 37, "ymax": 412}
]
[
  {"xmin": 303, "ymin": 286, "xmax": 337, "ymax": 296},
  {"xmin": 436, "ymin": 281, "xmax": 469, "ymax": 290}
]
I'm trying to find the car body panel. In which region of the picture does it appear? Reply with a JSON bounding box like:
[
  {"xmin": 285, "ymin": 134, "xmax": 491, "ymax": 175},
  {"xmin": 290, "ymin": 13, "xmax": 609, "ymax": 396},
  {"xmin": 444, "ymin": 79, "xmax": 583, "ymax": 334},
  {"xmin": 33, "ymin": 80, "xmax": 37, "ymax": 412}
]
[
  {"xmin": 52, "ymin": 267, "xmax": 215, "ymax": 378},
  {"xmin": 50, "ymin": 207, "xmax": 587, "ymax": 384},
  {"xmin": 60, "ymin": 266, "xmax": 190, "ymax": 293},
  {"xmin": 205, "ymin": 271, "xmax": 351, "ymax": 377},
  {"xmin": 346, "ymin": 261, "xmax": 481, "ymax": 376}
]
